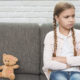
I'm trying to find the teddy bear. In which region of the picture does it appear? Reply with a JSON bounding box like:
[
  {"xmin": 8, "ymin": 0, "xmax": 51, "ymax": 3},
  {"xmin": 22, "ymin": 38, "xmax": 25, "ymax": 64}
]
[{"xmin": 0, "ymin": 53, "xmax": 19, "ymax": 80}]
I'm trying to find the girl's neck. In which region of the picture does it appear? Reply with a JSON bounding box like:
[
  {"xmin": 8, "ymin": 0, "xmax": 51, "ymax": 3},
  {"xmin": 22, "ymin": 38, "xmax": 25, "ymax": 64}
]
[{"xmin": 59, "ymin": 26, "xmax": 70, "ymax": 36}]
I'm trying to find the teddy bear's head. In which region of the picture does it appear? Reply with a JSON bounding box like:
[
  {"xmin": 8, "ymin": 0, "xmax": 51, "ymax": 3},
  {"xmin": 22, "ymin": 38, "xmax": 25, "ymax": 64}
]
[{"xmin": 3, "ymin": 53, "xmax": 18, "ymax": 66}]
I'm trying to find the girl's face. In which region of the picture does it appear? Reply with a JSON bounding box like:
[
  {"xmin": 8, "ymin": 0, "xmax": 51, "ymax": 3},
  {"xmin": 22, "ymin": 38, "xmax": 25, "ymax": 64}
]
[{"xmin": 55, "ymin": 8, "xmax": 75, "ymax": 30}]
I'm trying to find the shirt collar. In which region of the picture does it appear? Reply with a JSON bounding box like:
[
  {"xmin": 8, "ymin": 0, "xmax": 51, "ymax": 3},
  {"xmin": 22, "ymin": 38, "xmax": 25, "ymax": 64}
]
[{"xmin": 57, "ymin": 26, "xmax": 72, "ymax": 39}]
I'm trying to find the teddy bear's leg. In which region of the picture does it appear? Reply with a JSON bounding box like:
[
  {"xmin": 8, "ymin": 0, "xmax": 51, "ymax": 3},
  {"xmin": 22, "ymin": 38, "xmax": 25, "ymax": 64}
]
[
  {"xmin": 9, "ymin": 74, "xmax": 15, "ymax": 80},
  {"xmin": 0, "ymin": 72, "xmax": 2, "ymax": 77}
]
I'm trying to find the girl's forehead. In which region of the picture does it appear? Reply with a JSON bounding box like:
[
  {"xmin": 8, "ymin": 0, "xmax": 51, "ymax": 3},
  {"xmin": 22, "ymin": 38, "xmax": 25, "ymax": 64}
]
[{"xmin": 60, "ymin": 8, "xmax": 75, "ymax": 16}]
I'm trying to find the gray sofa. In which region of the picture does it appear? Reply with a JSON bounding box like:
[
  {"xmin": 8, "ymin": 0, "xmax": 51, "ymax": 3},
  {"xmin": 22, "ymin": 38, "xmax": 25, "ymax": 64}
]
[{"xmin": 0, "ymin": 23, "xmax": 80, "ymax": 80}]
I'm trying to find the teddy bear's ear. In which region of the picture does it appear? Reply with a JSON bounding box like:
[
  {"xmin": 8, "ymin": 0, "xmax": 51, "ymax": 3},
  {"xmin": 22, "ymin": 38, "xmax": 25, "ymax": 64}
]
[
  {"xmin": 15, "ymin": 57, "xmax": 18, "ymax": 62},
  {"xmin": 3, "ymin": 53, "xmax": 7, "ymax": 57}
]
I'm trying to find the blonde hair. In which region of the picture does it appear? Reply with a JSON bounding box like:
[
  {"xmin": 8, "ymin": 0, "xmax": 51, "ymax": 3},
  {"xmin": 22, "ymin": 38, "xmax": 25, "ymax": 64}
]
[{"xmin": 53, "ymin": 2, "xmax": 77, "ymax": 57}]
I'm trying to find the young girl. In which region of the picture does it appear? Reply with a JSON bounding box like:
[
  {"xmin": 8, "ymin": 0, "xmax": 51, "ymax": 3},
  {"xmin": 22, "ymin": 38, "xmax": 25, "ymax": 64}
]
[{"xmin": 42, "ymin": 2, "xmax": 80, "ymax": 80}]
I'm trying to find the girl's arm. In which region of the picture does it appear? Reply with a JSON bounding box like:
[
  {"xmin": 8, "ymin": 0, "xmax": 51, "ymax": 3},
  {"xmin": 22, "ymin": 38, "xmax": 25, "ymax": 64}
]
[
  {"xmin": 52, "ymin": 42, "xmax": 80, "ymax": 66},
  {"xmin": 52, "ymin": 56, "xmax": 67, "ymax": 64},
  {"xmin": 43, "ymin": 45, "xmax": 67, "ymax": 70},
  {"xmin": 43, "ymin": 32, "xmax": 67, "ymax": 70},
  {"xmin": 52, "ymin": 51, "xmax": 80, "ymax": 67}
]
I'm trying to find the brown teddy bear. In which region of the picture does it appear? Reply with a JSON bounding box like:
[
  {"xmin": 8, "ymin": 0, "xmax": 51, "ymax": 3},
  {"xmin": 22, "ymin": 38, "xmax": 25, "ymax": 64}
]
[{"xmin": 0, "ymin": 53, "xmax": 19, "ymax": 80}]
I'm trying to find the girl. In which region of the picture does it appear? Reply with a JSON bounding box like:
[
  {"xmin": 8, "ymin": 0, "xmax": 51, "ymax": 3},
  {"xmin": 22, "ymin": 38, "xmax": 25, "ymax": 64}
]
[{"xmin": 42, "ymin": 2, "xmax": 80, "ymax": 80}]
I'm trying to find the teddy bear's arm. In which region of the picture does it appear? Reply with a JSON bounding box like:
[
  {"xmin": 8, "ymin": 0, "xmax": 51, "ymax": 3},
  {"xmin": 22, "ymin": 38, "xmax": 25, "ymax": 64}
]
[
  {"xmin": 0, "ymin": 65, "xmax": 3, "ymax": 70},
  {"xmin": 13, "ymin": 65, "xmax": 19, "ymax": 69}
]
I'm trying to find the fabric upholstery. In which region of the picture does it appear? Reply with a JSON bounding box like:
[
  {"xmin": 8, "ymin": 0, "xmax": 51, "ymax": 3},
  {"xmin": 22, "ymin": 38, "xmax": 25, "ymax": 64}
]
[{"xmin": 0, "ymin": 23, "xmax": 40, "ymax": 74}]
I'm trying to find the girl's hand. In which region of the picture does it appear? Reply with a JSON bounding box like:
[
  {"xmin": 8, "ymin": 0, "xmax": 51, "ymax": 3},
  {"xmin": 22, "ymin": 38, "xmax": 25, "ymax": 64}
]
[
  {"xmin": 52, "ymin": 57, "xmax": 71, "ymax": 69},
  {"xmin": 52, "ymin": 56, "xmax": 67, "ymax": 64},
  {"xmin": 66, "ymin": 64, "xmax": 71, "ymax": 68}
]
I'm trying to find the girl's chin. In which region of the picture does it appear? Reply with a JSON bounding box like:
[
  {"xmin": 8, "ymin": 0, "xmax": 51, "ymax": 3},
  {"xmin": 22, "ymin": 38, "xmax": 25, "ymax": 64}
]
[{"xmin": 67, "ymin": 26, "xmax": 73, "ymax": 29}]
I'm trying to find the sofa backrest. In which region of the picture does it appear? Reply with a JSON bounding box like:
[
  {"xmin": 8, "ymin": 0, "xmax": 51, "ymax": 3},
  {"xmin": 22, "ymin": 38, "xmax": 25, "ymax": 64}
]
[
  {"xmin": 0, "ymin": 23, "xmax": 80, "ymax": 75},
  {"xmin": 0, "ymin": 23, "xmax": 40, "ymax": 75}
]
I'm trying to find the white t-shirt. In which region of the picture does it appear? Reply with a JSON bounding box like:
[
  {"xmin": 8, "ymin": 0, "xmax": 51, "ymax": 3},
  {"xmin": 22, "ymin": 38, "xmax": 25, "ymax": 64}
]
[{"xmin": 42, "ymin": 26, "xmax": 80, "ymax": 80}]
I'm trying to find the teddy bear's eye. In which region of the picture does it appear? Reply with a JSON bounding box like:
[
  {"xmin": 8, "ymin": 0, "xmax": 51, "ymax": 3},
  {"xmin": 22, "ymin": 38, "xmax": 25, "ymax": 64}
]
[
  {"xmin": 5, "ymin": 60, "xmax": 9, "ymax": 62},
  {"xmin": 7, "ymin": 60, "xmax": 9, "ymax": 62}
]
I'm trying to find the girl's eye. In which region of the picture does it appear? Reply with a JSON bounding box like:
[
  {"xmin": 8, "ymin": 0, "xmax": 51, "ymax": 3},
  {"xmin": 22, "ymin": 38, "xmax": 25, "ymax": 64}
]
[
  {"xmin": 64, "ymin": 15, "xmax": 75, "ymax": 18},
  {"xmin": 64, "ymin": 16, "xmax": 69, "ymax": 18}
]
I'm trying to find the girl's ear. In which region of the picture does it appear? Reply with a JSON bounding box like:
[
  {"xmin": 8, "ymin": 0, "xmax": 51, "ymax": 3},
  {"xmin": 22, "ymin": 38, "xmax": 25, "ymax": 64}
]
[{"xmin": 55, "ymin": 15, "xmax": 59, "ymax": 23}]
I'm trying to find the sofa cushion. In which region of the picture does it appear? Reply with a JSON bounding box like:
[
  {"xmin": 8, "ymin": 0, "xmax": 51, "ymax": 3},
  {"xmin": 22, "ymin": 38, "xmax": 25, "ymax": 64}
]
[
  {"xmin": 0, "ymin": 74, "xmax": 39, "ymax": 80},
  {"xmin": 40, "ymin": 74, "xmax": 47, "ymax": 80},
  {"xmin": 0, "ymin": 23, "xmax": 40, "ymax": 74}
]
